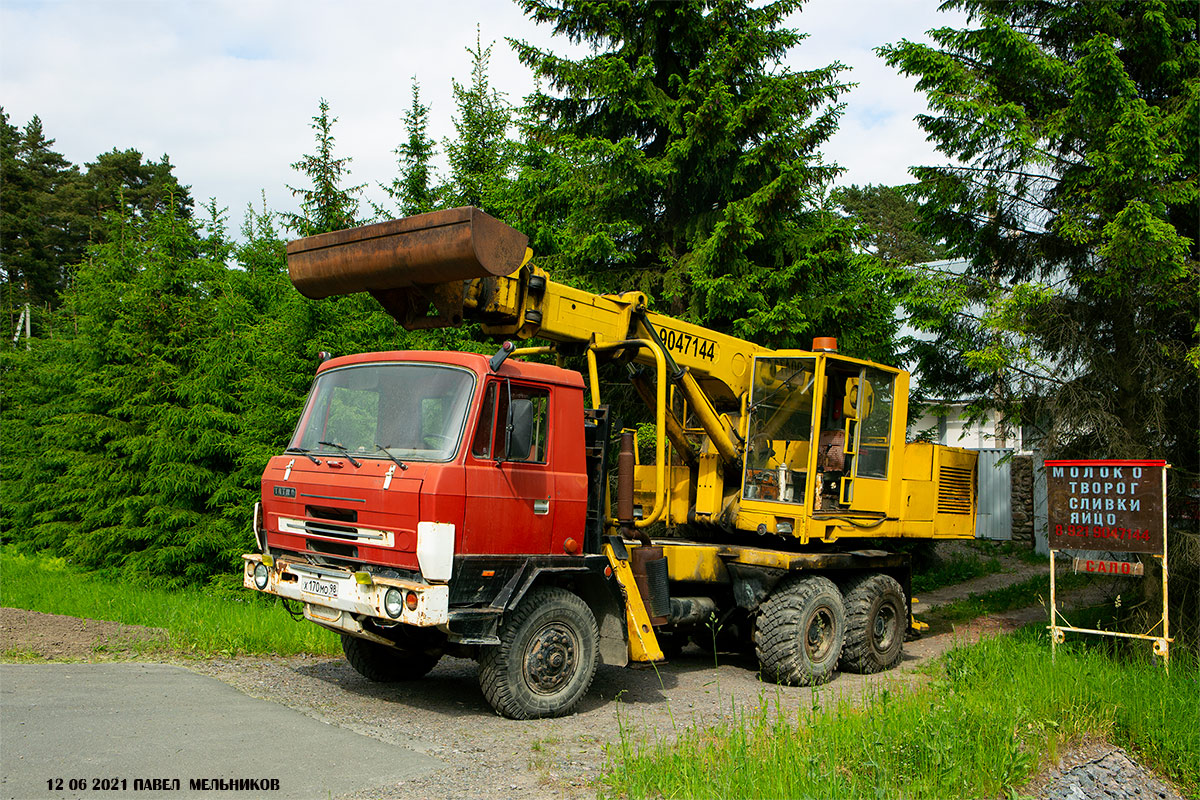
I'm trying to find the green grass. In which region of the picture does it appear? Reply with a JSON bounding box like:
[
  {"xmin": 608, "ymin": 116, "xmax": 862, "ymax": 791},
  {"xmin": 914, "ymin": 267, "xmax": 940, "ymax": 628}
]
[
  {"xmin": 912, "ymin": 552, "xmax": 1003, "ymax": 594},
  {"xmin": 932, "ymin": 572, "xmax": 1091, "ymax": 621},
  {"xmin": 601, "ymin": 632, "xmax": 1199, "ymax": 799},
  {"xmin": 1, "ymin": 548, "xmax": 340, "ymax": 657}
]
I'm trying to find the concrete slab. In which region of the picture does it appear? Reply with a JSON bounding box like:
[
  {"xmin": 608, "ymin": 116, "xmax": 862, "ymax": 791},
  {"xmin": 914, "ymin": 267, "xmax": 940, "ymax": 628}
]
[{"xmin": 0, "ymin": 663, "xmax": 442, "ymax": 799}]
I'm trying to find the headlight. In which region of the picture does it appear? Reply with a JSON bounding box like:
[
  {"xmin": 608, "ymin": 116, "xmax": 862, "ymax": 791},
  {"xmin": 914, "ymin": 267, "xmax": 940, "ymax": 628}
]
[
  {"xmin": 384, "ymin": 587, "xmax": 404, "ymax": 618},
  {"xmin": 253, "ymin": 562, "xmax": 269, "ymax": 590}
]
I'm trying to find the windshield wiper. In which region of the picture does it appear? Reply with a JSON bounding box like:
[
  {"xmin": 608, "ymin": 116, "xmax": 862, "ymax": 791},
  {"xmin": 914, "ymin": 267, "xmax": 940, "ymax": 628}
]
[
  {"xmin": 317, "ymin": 440, "xmax": 362, "ymax": 468},
  {"xmin": 285, "ymin": 446, "xmax": 321, "ymax": 465},
  {"xmin": 375, "ymin": 444, "xmax": 409, "ymax": 471}
]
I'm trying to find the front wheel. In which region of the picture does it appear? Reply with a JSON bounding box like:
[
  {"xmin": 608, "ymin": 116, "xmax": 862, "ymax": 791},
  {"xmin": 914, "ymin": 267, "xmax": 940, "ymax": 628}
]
[
  {"xmin": 341, "ymin": 634, "xmax": 441, "ymax": 682},
  {"xmin": 478, "ymin": 587, "xmax": 599, "ymax": 719}
]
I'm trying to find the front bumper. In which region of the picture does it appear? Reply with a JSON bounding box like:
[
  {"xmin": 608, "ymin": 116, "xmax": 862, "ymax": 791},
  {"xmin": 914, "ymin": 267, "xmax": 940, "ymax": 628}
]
[{"xmin": 242, "ymin": 554, "xmax": 449, "ymax": 633}]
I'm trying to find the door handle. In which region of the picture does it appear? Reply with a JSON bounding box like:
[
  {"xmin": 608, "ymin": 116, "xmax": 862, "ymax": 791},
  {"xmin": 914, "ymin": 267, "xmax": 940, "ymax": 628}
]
[{"xmin": 533, "ymin": 498, "xmax": 550, "ymax": 515}]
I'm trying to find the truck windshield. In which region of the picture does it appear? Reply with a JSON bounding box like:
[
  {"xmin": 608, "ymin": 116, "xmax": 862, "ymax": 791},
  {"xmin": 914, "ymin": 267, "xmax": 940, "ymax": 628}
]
[{"xmin": 289, "ymin": 363, "xmax": 475, "ymax": 462}]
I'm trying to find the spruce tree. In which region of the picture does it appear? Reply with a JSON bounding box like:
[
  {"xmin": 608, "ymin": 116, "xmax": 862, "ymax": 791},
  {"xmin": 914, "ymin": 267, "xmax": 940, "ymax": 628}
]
[
  {"xmin": 384, "ymin": 80, "xmax": 440, "ymax": 217},
  {"xmin": 2, "ymin": 199, "xmax": 234, "ymax": 583},
  {"xmin": 880, "ymin": 1, "xmax": 1198, "ymax": 473},
  {"xmin": 282, "ymin": 98, "xmax": 364, "ymax": 236},
  {"xmin": 510, "ymin": 0, "xmax": 892, "ymax": 355},
  {"xmin": 444, "ymin": 30, "xmax": 517, "ymax": 214}
]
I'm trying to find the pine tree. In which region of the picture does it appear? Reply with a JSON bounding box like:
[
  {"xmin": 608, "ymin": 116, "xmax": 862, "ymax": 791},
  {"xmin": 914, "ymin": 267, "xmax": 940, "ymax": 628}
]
[
  {"xmin": 832, "ymin": 184, "xmax": 949, "ymax": 268},
  {"xmin": 81, "ymin": 148, "xmax": 195, "ymax": 234},
  {"xmin": 282, "ymin": 98, "xmax": 364, "ymax": 236},
  {"xmin": 0, "ymin": 111, "xmax": 88, "ymax": 313},
  {"xmin": 511, "ymin": 0, "xmax": 893, "ymax": 355}
]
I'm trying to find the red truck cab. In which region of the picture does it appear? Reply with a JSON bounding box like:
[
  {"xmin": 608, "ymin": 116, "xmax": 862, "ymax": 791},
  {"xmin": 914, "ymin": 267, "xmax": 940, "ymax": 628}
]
[
  {"xmin": 260, "ymin": 350, "xmax": 588, "ymax": 566},
  {"xmin": 245, "ymin": 350, "xmax": 610, "ymax": 640}
]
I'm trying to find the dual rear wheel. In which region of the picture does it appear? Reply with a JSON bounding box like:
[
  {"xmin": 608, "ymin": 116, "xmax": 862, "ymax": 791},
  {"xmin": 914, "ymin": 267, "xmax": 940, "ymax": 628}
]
[{"xmin": 755, "ymin": 572, "xmax": 905, "ymax": 686}]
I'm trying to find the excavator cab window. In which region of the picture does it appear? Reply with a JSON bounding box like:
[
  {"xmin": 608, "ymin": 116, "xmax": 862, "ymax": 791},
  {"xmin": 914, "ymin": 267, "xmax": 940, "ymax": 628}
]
[
  {"xmin": 744, "ymin": 357, "xmax": 817, "ymax": 504},
  {"xmin": 813, "ymin": 360, "xmax": 897, "ymax": 510},
  {"xmin": 856, "ymin": 367, "xmax": 894, "ymax": 479},
  {"xmin": 815, "ymin": 362, "xmax": 859, "ymax": 509}
]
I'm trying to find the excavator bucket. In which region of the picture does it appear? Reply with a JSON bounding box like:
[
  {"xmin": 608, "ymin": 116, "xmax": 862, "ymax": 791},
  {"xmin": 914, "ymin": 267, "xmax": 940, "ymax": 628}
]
[{"xmin": 286, "ymin": 206, "xmax": 529, "ymax": 329}]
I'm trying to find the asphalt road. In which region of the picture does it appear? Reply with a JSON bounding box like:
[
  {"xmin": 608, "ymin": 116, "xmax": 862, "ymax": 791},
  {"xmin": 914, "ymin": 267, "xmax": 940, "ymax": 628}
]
[{"xmin": 0, "ymin": 663, "xmax": 442, "ymax": 800}]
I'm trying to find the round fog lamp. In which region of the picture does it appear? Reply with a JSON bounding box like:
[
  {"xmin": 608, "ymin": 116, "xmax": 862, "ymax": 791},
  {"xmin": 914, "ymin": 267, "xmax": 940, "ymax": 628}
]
[
  {"xmin": 253, "ymin": 562, "xmax": 269, "ymax": 590},
  {"xmin": 384, "ymin": 587, "xmax": 404, "ymax": 618}
]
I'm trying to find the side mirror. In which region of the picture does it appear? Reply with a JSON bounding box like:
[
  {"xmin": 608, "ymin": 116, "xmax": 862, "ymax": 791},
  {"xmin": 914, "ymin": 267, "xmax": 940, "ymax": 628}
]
[{"xmin": 504, "ymin": 399, "xmax": 534, "ymax": 461}]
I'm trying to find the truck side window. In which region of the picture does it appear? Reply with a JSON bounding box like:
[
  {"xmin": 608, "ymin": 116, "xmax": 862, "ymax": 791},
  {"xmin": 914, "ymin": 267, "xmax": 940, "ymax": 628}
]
[
  {"xmin": 471, "ymin": 383, "xmax": 498, "ymax": 458},
  {"xmin": 494, "ymin": 384, "xmax": 550, "ymax": 464}
]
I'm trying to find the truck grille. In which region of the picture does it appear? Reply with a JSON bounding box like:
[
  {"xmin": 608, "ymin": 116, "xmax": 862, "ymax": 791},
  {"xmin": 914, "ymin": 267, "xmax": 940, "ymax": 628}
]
[
  {"xmin": 938, "ymin": 466, "xmax": 974, "ymax": 515},
  {"xmin": 278, "ymin": 516, "xmax": 394, "ymax": 547}
]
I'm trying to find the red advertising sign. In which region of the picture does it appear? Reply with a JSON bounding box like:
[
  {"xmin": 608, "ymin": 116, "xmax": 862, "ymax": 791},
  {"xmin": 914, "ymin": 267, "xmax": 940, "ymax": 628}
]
[
  {"xmin": 1071, "ymin": 557, "xmax": 1145, "ymax": 577},
  {"xmin": 1046, "ymin": 459, "xmax": 1165, "ymax": 554}
]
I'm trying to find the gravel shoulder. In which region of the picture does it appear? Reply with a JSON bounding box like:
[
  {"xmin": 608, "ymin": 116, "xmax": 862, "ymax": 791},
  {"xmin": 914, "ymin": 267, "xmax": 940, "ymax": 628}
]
[{"xmin": 0, "ymin": 554, "xmax": 1182, "ymax": 800}]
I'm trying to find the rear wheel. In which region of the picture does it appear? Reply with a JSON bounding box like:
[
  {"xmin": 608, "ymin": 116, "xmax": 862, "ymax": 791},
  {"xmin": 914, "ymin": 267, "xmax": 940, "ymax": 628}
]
[
  {"xmin": 479, "ymin": 587, "xmax": 599, "ymax": 719},
  {"xmin": 839, "ymin": 574, "xmax": 905, "ymax": 674},
  {"xmin": 755, "ymin": 575, "xmax": 845, "ymax": 686},
  {"xmin": 341, "ymin": 634, "xmax": 441, "ymax": 682}
]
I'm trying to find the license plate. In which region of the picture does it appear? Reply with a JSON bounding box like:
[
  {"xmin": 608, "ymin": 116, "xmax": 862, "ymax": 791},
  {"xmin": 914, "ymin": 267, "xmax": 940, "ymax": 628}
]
[{"xmin": 300, "ymin": 577, "xmax": 339, "ymax": 598}]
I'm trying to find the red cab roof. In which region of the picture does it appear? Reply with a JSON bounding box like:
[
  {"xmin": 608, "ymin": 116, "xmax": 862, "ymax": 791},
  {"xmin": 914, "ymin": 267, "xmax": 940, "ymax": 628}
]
[{"xmin": 316, "ymin": 350, "xmax": 586, "ymax": 389}]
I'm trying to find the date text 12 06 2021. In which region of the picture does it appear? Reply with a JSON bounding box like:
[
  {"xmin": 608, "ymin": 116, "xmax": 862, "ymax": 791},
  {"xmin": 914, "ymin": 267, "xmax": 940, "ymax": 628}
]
[{"xmin": 47, "ymin": 777, "xmax": 281, "ymax": 792}]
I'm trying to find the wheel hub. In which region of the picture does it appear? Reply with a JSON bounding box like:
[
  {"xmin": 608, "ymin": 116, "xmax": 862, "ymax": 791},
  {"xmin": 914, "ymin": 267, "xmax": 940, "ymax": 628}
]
[
  {"xmin": 873, "ymin": 605, "xmax": 897, "ymax": 650},
  {"xmin": 805, "ymin": 607, "xmax": 836, "ymax": 661},
  {"xmin": 524, "ymin": 622, "xmax": 578, "ymax": 695}
]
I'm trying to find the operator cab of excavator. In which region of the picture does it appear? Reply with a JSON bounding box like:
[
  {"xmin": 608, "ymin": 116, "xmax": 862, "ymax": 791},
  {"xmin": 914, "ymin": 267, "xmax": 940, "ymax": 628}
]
[{"xmin": 742, "ymin": 344, "xmax": 900, "ymax": 518}]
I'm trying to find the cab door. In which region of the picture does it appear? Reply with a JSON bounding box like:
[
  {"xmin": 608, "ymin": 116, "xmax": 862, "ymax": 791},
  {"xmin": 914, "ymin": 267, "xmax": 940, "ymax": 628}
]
[
  {"xmin": 815, "ymin": 360, "xmax": 899, "ymax": 515},
  {"xmin": 462, "ymin": 379, "xmax": 556, "ymax": 555}
]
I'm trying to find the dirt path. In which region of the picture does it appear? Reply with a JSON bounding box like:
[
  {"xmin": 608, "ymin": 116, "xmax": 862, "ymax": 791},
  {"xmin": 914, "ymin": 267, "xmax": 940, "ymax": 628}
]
[
  {"xmin": 915, "ymin": 543, "xmax": 1047, "ymax": 610},
  {"xmin": 0, "ymin": 607, "xmax": 168, "ymax": 661}
]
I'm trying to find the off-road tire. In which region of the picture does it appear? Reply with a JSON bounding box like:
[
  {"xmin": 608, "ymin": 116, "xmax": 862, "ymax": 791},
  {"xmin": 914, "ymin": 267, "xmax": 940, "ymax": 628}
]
[
  {"xmin": 341, "ymin": 634, "xmax": 441, "ymax": 682},
  {"xmin": 478, "ymin": 587, "xmax": 599, "ymax": 719},
  {"xmin": 839, "ymin": 573, "xmax": 905, "ymax": 674},
  {"xmin": 755, "ymin": 575, "xmax": 845, "ymax": 686}
]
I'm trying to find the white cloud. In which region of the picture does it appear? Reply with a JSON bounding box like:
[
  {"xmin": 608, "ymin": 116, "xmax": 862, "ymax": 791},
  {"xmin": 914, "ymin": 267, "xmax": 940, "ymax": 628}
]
[{"xmin": 2, "ymin": 0, "xmax": 965, "ymax": 229}]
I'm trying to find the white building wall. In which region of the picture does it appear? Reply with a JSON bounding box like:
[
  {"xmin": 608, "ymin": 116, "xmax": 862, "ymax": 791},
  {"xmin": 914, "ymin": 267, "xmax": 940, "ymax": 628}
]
[{"xmin": 909, "ymin": 403, "xmax": 1025, "ymax": 452}]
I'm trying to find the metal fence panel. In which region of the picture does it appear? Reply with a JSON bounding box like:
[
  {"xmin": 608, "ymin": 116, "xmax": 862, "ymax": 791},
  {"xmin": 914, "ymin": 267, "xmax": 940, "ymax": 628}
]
[{"xmin": 975, "ymin": 448, "xmax": 1013, "ymax": 540}]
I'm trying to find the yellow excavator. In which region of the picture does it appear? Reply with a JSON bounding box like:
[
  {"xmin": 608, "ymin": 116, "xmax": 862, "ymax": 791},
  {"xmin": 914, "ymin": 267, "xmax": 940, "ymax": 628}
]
[{"xmin": 243, "ymin": 206, "xmax": 977, "ymax": 719}]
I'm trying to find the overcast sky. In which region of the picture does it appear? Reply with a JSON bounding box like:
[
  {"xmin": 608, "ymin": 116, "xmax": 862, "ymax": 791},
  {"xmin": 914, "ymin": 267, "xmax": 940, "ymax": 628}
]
[{"xmin": 1, "ymin": 0, "xmax": 966, "ymax": 231}]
